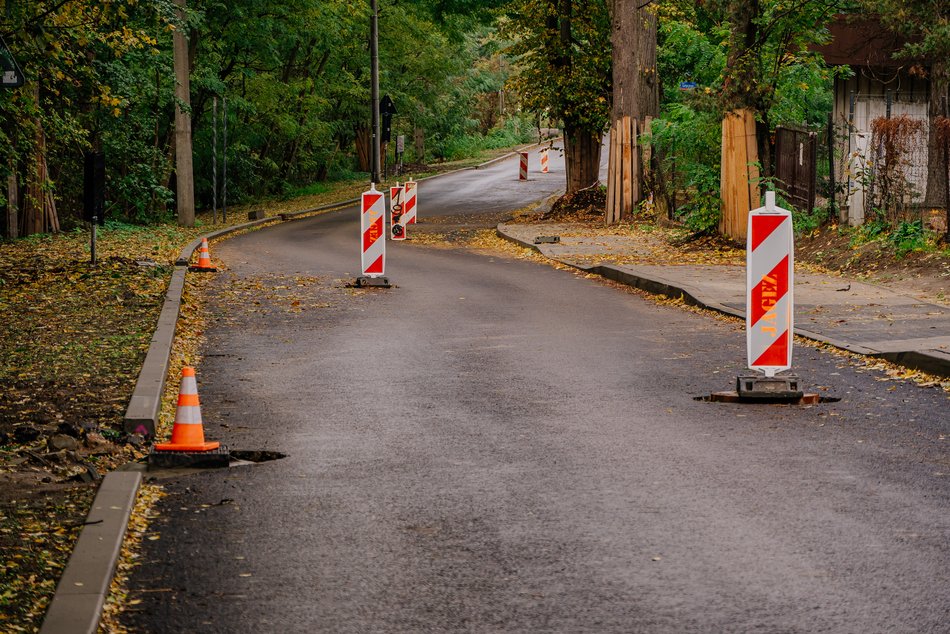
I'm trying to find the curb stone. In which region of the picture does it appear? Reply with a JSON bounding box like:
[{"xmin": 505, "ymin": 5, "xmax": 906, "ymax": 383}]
[{"xmin": 39, "ymin": 472, "xmax": 142, "ymax": 634}]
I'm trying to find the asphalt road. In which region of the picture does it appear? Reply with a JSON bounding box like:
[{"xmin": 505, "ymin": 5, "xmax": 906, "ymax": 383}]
[{"xmin": 122, "ymin": 154, "xmax": 950, "ymax": 633}]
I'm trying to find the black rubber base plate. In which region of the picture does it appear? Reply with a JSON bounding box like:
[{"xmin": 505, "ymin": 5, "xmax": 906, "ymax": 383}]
[{"xmin": 148, "ymin": 445, "xmax": 230, "ymax": 470}]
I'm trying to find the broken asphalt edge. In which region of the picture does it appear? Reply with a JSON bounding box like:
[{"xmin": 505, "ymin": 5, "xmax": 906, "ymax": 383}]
[
  {"xmin": 495, "ymin": 223, "xmax": 950, "ymax": 380},
  {"xmin": 44, "ymin": 146, "xmax": 559, "ymax": 634}
]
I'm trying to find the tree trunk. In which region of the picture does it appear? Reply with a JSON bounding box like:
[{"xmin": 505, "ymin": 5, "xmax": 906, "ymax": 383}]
[
  {"xmin": 7, "ymin": 170, "xmax": 17, "ymax": 239},
  {"xmin": 174, "ymin": 0, "xmax": 196, "ymax": 227},
  {"xmin": 607, "ymin": 0, "xmax": 658, "ymax": 221},
  {"xmin": 354, "ymin": 126, "xmax": 371, "ymax": 172},
  {"xmin": 565, "ymin": 125, "xmax": 602, "ymax": 193},
  {"xmin": 925, "ymin": 59, "xmax": 949, "ymax": 208}
]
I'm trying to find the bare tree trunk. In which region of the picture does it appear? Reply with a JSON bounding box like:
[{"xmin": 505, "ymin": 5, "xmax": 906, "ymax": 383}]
[
  {"xmin": 565, "ymin": 125, "xmax": 602, "ymax": 193},
  {"xmin": 925, "ymin": 59, "xmax": 949, "ymax": 208},
  {"xmin": 174, "ymin": 0, "xmax": 195, "ymax": 227}
]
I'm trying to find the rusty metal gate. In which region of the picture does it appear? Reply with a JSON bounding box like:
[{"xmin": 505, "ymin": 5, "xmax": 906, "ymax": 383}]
[{"xmin": 775, "ymin": 126, "xmax": 817, "ymax": 213}]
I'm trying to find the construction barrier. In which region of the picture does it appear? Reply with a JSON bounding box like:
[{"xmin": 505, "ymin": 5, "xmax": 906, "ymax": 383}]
[
  {"xmin": 361, "ymin": 185, "xmax": 386, "ymax": 276},
  {"xmin": 403, "ymin": 179, "xmax": 417, "ymax": 225},
  {"xmin": 540, "ymin": 149, "xmax": 549, "ymax": 173},
  {"xmin": 519, "ymin": 152, "xmax": 528, "ymax": 180},
  {"xmin": 746, "ymin": 191, "xmax": 794, "ymax": 376},
  {"xmin": 390, "ymin": 183, "xmax": 406, "ymax": 241}
]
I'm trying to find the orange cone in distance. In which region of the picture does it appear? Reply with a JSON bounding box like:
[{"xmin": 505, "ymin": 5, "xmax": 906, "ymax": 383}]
[
  {"xmin": 154, "ymin": 367, "xmax": 220, "ymax": 452},
  {"xmin": 189, "ymin": 238, "xmax": 218, "ymax": 272}
]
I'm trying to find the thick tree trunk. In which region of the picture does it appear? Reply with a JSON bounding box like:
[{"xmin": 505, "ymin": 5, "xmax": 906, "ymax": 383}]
[
  {"xmin": 925, "ymin": 59, "xmax": 949, "ymax": 208},
  {"xmin": 607, "ymin": 0, "xmax": 658, "ymax": 221},
  {"xmin": 7, "ymin": 170, "xmax": 17, "ymax": 239},
  {"xmin": 565, "ymin": 125, "xmax": 602, "ymax": 193},
  {"xmin": 174, "ymin": 0, "xmax": 195, "ymax": 227}
]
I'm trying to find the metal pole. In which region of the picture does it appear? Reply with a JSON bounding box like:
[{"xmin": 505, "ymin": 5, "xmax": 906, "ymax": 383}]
[
  {"xmin": 370, "ymin": 0, "xmax": 380, "ymax": 185},
  {"xmin": 222, "ymin": 95, "xmax": 227, "ymax": 223},
  {"xmin": 212, "ymin": 96, "xmax": 218, "ymax": 224}
]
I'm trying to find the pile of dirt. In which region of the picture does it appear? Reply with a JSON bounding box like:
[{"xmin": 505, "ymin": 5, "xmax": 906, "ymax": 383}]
[
  {"xmin": 541, "ymin": 186, "xmax": 606, "ymax": 222},
  {"xmin": 796, "ymin": 226, "xmax": 949, "ymax": 304}
]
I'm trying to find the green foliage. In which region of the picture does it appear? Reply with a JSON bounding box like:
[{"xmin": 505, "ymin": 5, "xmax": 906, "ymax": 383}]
[
  {"xmin": 500, "ymin": 0, "xmax": 612, "ymax": 136},
  {"xmin": 650, "ymin": 102, "xmax": 723, "ymax": 233},
  {"xmin": 889, "ymin": 219, "xmax": 929, "ymax": 257}
]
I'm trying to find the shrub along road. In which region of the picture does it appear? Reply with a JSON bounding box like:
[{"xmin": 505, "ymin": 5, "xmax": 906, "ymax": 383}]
[{"xmin": 117, "ymin": 153, "xmax": 949, "ymax": 632}]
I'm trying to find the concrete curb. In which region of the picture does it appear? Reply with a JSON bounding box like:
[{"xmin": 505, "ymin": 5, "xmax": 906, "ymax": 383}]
[
  {"xmin": 39, "ymin": 471, "xmax": 142, "ymax": 634},
  {"xmin": 496, "ymin": 224, "xmax": 950, "ymax": 379}
]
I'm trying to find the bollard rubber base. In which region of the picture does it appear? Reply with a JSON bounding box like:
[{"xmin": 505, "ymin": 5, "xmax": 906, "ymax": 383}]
[
  {"xmin": 355, "ymin": 276, "xmax": 391, "ymax": 288},
  {"xmin": 736, "ymin": 373, "xmax": 803, "ymax": 400},
  {"xmin": 188, "ymin": 265, "xmax": 219, "ymax": 273},
  {"xmin": 148, "ymin": 445, "xmax": 230, "ymax": 470}
]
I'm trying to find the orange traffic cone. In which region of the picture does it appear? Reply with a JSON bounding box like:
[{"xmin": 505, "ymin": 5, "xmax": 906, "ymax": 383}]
[
  {"xmin": 189, "ymin": 238, "xmax": 218, "ymax": 272},
  {"xmin": 154, "ymin": 367, "xmax": 220, "ymax": 452}
]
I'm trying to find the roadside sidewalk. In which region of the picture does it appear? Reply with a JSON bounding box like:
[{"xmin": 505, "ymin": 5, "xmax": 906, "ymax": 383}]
[{"xmin": 497, "ymin": 222, "xmax": 950, "ymax": 379}]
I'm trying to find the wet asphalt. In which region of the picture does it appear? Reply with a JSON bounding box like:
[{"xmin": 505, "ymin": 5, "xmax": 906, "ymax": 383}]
[{"xmin": 121, "ymin": 156, "xmax": 950, "ymax": 633}]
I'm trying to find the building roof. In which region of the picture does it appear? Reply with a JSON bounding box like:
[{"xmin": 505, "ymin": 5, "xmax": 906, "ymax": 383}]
[{"xmin": 811, "ymin": 16, "xmax": 916, "ymax": 68}]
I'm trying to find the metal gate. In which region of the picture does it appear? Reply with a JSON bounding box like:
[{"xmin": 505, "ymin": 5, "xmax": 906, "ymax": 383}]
[{"xmin": 775, "ymin": 126, "xmax": 817, "ymax": 213}]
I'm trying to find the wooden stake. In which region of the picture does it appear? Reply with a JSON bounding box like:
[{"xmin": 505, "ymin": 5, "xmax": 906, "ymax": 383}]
[{"xmin": 606, "ymin": 122, "xmax": 616, "ymax": 224}]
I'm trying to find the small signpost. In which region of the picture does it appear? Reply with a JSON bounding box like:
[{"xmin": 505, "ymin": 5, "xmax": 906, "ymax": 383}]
[
  {"xmin": 518, "ymin": 152, "xmax": 528, "ymax": 181},
  {"xmin": 390, "ymin": 182, "xmax": 406, "ymax": 241},
  {"xmin": 403, "ymin": 179, "xmax": 417, "ymax": 226},
  {"xmin": 357, "ymin": 184, "xmax": 390, "ymax": 287},
  {"xmin": 739, "ymin": 191, "xmax": 802, "ymax": 399}
]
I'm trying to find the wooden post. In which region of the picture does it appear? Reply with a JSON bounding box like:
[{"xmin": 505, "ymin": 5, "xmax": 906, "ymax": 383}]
[
  {"xmin": 612, "ymin": 123, "xmax": 622, "ymax": 222},
  {"xmin": 621, "ymin": 115, "xmax": 633, "ymax": 219},
  {"xmin": 720, "ymin": 109, "xmax": 759, "ymax": 241},
  {"xmin": 605, "ymin": 122, "xmax": 617, "ymax": 224}
]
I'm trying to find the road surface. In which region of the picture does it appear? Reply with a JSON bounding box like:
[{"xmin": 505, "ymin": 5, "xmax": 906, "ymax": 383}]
[{"xmin": 121, "ymin": 152, "xmax": 950, "ymax": 633}]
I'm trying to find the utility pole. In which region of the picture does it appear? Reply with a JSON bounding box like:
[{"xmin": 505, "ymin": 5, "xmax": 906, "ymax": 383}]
[
  {"xmin": 173, "ymin": 0, "xmax": 195, "ymax": 227},
  {"xmin": 370, "ymin": 0, "xmax": 380, "ymax": 185}
]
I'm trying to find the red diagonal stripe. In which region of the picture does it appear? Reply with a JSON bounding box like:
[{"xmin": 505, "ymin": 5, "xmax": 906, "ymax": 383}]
[
  {"xmin": 751, "ymin": 214, "xmax": 787, "ymax": 252},
  {"xmin": 362, "ymin": 192, "xmax": 382, "ymax": 212},
  {"xmin": 750, "ymin": 255, "xmax": 789, "ymax": 326},
  {"xmin": 365, "ymin": 254, "xmax": 384, "ymax": 274},
  {"xmin": 362, "ymin": 216, "xmax": 383, "ymax": 251},
  {"xmin": 752, "ymin": 330, "xmax": 789, "ymax": 367},
  {"xmin": 404, "ymin": 197, "xmax": 415, "ymax": 213}
]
